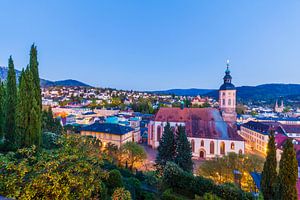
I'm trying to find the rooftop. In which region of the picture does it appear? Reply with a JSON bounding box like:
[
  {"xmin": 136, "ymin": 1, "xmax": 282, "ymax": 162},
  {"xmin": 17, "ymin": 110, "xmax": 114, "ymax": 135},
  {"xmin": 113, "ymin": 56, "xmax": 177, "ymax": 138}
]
[{"xmin": 81, "ymin": 123, "xmax": 133, "ymax": 135}]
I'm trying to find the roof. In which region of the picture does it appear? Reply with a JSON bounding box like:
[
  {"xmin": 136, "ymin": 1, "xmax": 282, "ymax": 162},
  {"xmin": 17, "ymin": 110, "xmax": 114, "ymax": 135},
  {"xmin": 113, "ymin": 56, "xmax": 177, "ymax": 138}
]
[
  {"xmin": 219, "ymin": 82, "xmax": 236, "ymax": 90},
  {"xmin": 154, "ymin": 107, "xmax": 243, "ymax": 141},
  {"xmin": 241, "ymin": 121, "xmax": 272, "ymax": 135},
  {"xmin": 81, "ymin": 123, "xmax": 133, "ymax": 135},
  {"xmin": 250, "ymin": 172, "xmax": 262, "ymax": 190}
]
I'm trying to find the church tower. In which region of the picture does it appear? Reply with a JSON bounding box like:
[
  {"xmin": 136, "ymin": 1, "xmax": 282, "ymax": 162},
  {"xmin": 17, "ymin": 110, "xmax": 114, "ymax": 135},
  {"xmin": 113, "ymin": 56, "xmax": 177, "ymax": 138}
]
[{"xmin": 219, "ymin": 60, "xmax": 237, "ymax": 123}]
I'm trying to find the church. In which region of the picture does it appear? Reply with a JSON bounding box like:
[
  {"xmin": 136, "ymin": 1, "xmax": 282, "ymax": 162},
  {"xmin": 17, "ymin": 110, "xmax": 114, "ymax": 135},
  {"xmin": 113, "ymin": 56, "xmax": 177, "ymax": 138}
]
[{"xmin": 148, "ymin": 62, "xmax": 245, "ymax": 159}]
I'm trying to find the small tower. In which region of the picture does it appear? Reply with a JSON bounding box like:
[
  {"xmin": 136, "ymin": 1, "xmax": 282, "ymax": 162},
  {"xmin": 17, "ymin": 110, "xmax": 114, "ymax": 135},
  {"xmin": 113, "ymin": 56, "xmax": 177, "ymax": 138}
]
[{"xmin": 219, "ymin": 60, "xmax": 237, "ymax": 123}]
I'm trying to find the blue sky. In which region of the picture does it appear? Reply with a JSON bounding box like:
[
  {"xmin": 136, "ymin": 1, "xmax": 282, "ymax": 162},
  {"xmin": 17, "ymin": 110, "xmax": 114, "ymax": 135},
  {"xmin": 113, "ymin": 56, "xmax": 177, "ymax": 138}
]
[{"xmin": 0, "ymin": 1, "xmax": 300, "ymax": 90}]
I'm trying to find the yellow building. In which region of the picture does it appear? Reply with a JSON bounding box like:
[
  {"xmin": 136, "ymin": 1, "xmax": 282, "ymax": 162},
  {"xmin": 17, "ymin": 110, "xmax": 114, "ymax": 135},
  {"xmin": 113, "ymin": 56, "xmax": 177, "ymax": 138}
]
[{"xmin": 80, "ymin": 122, "xmax": 139, "ymax": 147}]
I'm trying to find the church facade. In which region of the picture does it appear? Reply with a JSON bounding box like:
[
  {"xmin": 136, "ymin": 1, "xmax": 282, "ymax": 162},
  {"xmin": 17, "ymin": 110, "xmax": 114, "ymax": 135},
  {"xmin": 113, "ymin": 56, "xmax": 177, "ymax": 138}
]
[{"xmin": 148, "ymin": 62, "xmax": 245, "ymax": 159}]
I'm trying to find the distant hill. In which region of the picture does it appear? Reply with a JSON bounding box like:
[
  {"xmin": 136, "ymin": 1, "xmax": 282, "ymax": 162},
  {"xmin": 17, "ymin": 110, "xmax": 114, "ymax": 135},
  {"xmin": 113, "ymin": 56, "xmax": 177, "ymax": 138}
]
[
  {"xmin": 151, "ymin": 88, "xmax": 214, "ymax": 96},
  {"xmin": 153, "ymin": 84, "xmax": 300, "ymax": 102},
  {"xmin": 0, "ymin": 66, "xmax": 90, "ymax": 87}
]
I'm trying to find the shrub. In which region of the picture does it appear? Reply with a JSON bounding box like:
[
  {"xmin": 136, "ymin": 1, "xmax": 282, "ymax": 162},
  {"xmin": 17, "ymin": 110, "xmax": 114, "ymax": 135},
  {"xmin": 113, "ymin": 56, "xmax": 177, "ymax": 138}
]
[
  {"xmin": 42, "ymin": 132, "xmax": 59, "ymax": 149},
  {"xmin": 107, "ymin": 169, "xmax": 123, "ymax": 194},
  {"xmin": 112, "ymin": 187, "xmax": 132, "ymax": 200},
  {"xmin": 203, "ymin": 193, "xmax": 221, "ymax": 200},
  {"xmin": 161, "ymin": 189, "xmax": 187, "ymax": 200},
  {"xmin": 124, "ymin": 177, "xmax": 141, "ymax": 200}
]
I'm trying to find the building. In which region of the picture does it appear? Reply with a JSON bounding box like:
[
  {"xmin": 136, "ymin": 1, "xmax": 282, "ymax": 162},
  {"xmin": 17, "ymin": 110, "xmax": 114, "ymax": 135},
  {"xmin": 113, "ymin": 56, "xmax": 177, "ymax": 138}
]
[
  {"xmin": 275, "ymin": 99, "xmax": 284, "ymax": 113},
  {"xmin": 148, "ymin": 63, "xmax": 244, "ymax": 159},
  {"xmin": 80, "ymin": 122, "xmax": 139, "ymax": 147},
  {"xmin": 191, "ymin": 96, "xmax": 208, "ymax": 107},
  {"xmin": 240, "ymin": 120, "xmax": 300, "ymax": 156},
  {"xmin": 219, "ymin": 61, "xmax": 237, "ymax": 124}
]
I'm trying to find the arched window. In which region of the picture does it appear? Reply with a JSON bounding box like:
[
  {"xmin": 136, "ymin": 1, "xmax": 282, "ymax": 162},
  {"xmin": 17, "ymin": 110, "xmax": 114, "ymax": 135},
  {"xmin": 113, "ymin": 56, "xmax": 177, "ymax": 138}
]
[
  {"xmin": 191, "ymin": 139, "xmax": 195, "ymax": 152},
  {"xmin": 228, "ymin": 99, "xmax": 231, "ymax": 106},
  {"xmin": 239, "ymin": 149, "xmax": 243, "ymax": 155},
  {"xmin": 231, "ymin": 142, "xmax": 235, "ymax": 150},
  {"xmin": 210, "ymin": 141, "xmax": 214, "ymax": 154},
  {"xmin": 222, "ymin": 99, "xmax": 225, "ymax": 106},
  {"xmin": 220, "ymin": 142, "xmax": 225, "ymax": 155},
  {"xmin": 157, "ymin": 126, "xmax": 162, "ymax": 141},
  {"xmin": 201, "ymin": 140, "xmax": 204, "ymax": 147}
]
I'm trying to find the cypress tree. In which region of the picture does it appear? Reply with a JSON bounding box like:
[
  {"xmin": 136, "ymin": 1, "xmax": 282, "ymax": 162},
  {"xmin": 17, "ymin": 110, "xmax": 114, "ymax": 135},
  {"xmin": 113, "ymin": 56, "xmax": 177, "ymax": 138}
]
[
  {"xmin": 155, "ymin": 122, "xmax": 176, "ymax": 172},
  {"xmin": 261, "ymin": 130, "xmax": 277, "ymax": 200},
  {"xmin": 0, "ymin": 81, "xmax": 4, "ymax": 140},
  {"xmin": 29, "ymin": 44, "xmax": 42, "ymax": 147},
  {"xmin": 277, "ymin": 139, "xmax": 298, "ymax": 200},
  {"xmin": 174, "ymin": 125, "xmax": 193, "ymax": 172},
  {"xmin": 4, "ymin": 56, "xmax": 17, "ymax": 147}
]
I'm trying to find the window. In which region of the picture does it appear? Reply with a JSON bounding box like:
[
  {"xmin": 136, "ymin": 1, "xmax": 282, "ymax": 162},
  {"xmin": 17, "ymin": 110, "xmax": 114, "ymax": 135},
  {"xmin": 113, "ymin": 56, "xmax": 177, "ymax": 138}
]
[
  {"xmin": 228, "ymin": 99, "xmax": 231, "ymax": 106},
  {"xmin": 191, "ymin": 139, "xmax": 195, "ymax": 152},
  {"xmin": 157, "ymin": 126, "xmax": 162, "ymax": 141},
  {"xmin": 220, "ymin": 142, "xmax": 225, "ymax": 155},
  {"xmin": 231, "ymin": 142, "xmax": 235, "ymax": 150},
  {"xmin": 210, "ymin": 141, "xmax": 214, "ymax": 154},
  {"xmin": 239, "ymin": 149, "xmax": 243, "ymax": 155},
  {"xmin": 222, "ymin": 99, "xmax": 225, "ymax": 106},
  {"xmin": 201, "ymin": 140, "xmax": 204, "ymax": 147}
]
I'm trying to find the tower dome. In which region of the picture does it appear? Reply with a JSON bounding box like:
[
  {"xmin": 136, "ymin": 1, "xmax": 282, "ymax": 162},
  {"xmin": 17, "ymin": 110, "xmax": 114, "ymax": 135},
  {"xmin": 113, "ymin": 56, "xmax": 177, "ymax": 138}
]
[{"xmin": 219, "ymin": 61, "xmax": 235, "ymax": 90}]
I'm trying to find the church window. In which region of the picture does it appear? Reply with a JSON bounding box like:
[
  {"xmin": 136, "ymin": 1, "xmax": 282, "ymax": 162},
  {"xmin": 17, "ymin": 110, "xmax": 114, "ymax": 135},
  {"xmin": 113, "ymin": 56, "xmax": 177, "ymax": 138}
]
[
  {"xmin": 210, "ymin": 141, "xmax": 214, "ymax": 154},
  {"xmin": 191, "ymin": 139, "xmax": 195, "ymax": 152},
  {"xmin": 231, "ymin": 142, "xmax": 235, "ymax": 150},
  {"xmin": 228, "ymin": 99, "xmax": 231, "ymax": 106},
  {"xmin": 222, "ymin": 99, "xmax": 225, "ymax": 106},
  {"xmin": 220, "ymin": 142, "xmax": 225, "ymax": 155},
  {"xmin": 201, "ymin": 140, "xmax": 204, "ymax": 147},
  {"xmin": 157, "ymin": 126, "xmax": 161, "ymax": 141}
]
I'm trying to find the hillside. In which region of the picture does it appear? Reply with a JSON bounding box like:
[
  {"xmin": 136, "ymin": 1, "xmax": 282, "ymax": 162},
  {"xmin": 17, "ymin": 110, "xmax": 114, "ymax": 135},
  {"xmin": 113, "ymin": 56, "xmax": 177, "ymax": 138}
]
[
  {"xmin": 0, "ymin": 66, "xmax": 90, "ymax": 87},
  {"xmin": 151, "ymin": 88, "xmax": 214, "ymax": 96}
]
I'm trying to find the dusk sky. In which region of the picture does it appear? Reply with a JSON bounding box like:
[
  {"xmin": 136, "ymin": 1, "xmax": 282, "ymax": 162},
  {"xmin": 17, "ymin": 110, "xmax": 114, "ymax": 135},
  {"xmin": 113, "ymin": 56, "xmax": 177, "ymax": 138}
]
[{"xmin": 0, "ymin": 1, "xmax": 300, "ymax": 90}]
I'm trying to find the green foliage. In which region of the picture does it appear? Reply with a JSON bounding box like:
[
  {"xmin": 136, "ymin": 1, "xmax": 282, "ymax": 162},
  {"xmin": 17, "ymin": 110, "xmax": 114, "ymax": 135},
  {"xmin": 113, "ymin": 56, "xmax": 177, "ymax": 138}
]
[
  {"xmin": 156, "ymin": 122, "xmax": 176, "ymax": 172},
  {"xmin": 42, "ymin": 107, "xmax": 63, "ymax": 134},
  {"xmin": 112, "ymin": 187, "xmax": 132, "ymax": 200},
  {"xmin": 0, "ymin": 82, "xmax": 5, "ymax": 140},
  {"xmin": 163, "ymin": 162, "xmax": 253, "ymax": 200},
  {"xmin": 277, "ymin": 139, "xmax": 298, "ymax": 200},
  {"xmin": 119, "ymin": 142, "xmax": 147, "ymax": 170},
  {"xmin": 4, "ymin": 56, "xmax": 17, "ymax": 149},
  {"xmin": 197, "ymin": 152, "xmax": 264, "ymax": 191},
  {"xmin": 0, "ymin": 135, "xmax": 107, "ymax": 199},
  {"xmin": 261, "ymin": 130, "xmax": 277, "ymax": 199},
  {"xmin": 175, "ymin": 125, "xmax": 193, "ymax": 172},
  {"xmin": 131, "ymin": 99, "xmax": 154, "ymax": 114},
  {"xmin": 106, "ymin": 169, "xmax": 124, "ymax": 194},
  {"xmin": 203, "ymin": 193, "xmax": 221, "ymax": 200},
  {"xmin": 41, "ymin": 132, "xmax": 59, "ymax": 149},
  {"xmin": 161, "ymin": 189, "xmax": 187, "ymax": 200},
  {"xmin": 124, "ymin": 177, "xmax": 141, "ymax": 200}
]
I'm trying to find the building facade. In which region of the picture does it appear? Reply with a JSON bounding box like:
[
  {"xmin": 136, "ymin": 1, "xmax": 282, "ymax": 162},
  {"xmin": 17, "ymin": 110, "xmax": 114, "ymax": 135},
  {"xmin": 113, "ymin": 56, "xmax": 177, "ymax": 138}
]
[{"xmin": 80, "ymin": 123, "xmax": 139, "ymax": 147}]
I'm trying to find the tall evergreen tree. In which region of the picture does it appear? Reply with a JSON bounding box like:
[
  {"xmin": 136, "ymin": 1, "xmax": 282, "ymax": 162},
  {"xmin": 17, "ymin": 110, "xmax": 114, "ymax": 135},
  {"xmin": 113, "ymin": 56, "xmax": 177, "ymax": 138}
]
[
  {"xmin": 261, "ymin": 130, "xmax": 277, "ymax": 200},
  {"xmin": 0, "ymin": 81, "xmax": 5, "ymax": 140},
  {"xmin": 277, "ymin": 139, "xmax": 298, "ymax": 200},
  {"xmin": 155, "ymin": 122, "xmax": 176, "ymax": 172},
  {"xmin": 174, "ymin": 125, "xmax": 193, "ymax": 172},
  {"xmin": 4, "ymin": 56, "xmax": 17, "ymax": 147}
]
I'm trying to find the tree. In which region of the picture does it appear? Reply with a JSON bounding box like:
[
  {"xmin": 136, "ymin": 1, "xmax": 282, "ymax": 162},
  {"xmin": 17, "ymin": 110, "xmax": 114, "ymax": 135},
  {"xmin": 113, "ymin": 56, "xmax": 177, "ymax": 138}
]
[
  {"xmin": 120, "ymin": 142, "xmax": 147, "ymax": 170},
  {"xmin": 4, "ymin": 56, "xmax": 17, "ymax": 148},
  {"xmin": 106, "ymin": 169, "xmax": 124, "ymax": 195},
  {"xmin": 261, "ymin": 130, "xmax": 277, "ymax": 200},
  {"xmin": 0, "ymin": 81, "xmax": 5, "ymax": 140},
  {"xmin": 42, "ymin": 107, "xmax": 63, "ymax": 134},
  {"xmin": 156, "ymin": 122, "xmax": 176, "ymax": 172},
  {"xmin": 112, "ymin": 188, "xmax": 132, "ymax": 200},
  {"xmin": 174, "ymin": 125, "xmax": 193, "ymax": 172},
  {"xmin": 277, "ymin": 139, "xmax": 298, "ymax": 200}
]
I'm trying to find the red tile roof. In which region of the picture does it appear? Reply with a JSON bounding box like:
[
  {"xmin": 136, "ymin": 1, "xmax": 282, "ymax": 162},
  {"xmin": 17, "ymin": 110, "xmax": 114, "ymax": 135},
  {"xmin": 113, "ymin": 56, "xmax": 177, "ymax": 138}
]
[{"xmin": 155, "ymin": 107, "xmax": 243, "ymax": 141}]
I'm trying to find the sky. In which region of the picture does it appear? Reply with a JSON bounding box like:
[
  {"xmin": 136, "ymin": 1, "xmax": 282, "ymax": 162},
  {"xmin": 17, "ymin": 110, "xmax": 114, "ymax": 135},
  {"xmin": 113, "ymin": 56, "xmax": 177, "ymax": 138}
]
[{"xmin": 0, "ymin": 1, "xmax": 300, "ymax": 91}]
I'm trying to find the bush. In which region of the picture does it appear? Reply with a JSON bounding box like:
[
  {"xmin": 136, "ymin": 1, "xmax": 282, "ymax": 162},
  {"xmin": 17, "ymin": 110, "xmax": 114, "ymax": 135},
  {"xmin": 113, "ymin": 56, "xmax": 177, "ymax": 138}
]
[
  {"xmin": 203, "ymin": 193, "xmax": 221, "ymax": 200},
  {"xmin": 162, "ymin": 162, "xmax": 253, "ymax": 200},
  {"xmin": 124, "ymin": 177, "xmax": 141, "ymax": 200},
  {"xmin": 42, "ymin": 132, "xmax": 59, "ymax": 149},
  {"xmin": 112, "ymin": 187, "xmax": 132, "ymax": 200},
  {"xmin": 161, "ymin": 189, "xmax": 187, "ymax": 200},
  {"xmin": 107, "ymin": 169, "xmax": 124, "ymax": 194}
]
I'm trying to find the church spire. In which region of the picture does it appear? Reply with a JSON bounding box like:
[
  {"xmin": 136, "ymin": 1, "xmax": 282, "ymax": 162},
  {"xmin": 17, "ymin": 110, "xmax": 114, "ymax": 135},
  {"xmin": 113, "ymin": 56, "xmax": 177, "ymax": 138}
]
[{"xmin": 224, "ymin": 60, "xmax": 232, "ymax": 84}]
